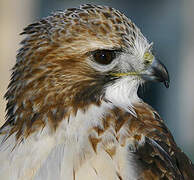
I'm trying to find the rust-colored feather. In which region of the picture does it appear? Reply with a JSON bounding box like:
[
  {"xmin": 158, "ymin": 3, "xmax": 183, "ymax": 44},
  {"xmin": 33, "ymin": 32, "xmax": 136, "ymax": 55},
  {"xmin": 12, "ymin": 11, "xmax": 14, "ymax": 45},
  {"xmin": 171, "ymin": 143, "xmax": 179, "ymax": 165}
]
[{"xmin": 1, "ymin": 4, "xmax": 193, "ymax": 180}]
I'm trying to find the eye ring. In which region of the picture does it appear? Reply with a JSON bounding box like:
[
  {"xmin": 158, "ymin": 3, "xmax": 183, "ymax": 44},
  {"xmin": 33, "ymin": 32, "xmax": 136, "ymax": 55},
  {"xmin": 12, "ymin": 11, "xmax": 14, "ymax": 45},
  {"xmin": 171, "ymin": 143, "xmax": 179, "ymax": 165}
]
[{"xmin": 92, "ymin": 50, "xmax": 116, "ymax": 65}]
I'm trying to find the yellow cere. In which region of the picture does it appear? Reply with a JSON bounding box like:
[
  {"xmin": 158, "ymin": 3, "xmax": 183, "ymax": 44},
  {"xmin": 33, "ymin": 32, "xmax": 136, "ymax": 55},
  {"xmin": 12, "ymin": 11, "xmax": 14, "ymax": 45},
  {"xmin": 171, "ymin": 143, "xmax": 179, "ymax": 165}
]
[{"xmin": 143, "ymin": 51, "xmax": 154, "ymax": 64}]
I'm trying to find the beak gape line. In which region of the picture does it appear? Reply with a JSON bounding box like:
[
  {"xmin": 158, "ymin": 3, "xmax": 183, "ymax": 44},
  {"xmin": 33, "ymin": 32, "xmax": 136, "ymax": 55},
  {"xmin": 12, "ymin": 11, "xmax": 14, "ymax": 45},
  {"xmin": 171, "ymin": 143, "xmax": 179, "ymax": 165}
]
[{"xmin": 110, "ymin": 59, "xmax": 170, "ymax": 88}]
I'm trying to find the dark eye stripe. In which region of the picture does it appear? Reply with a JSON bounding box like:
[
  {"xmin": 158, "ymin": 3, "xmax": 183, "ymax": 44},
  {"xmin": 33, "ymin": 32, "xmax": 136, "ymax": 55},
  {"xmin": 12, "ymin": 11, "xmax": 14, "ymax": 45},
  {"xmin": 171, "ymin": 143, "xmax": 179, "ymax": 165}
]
[{"xmin": 92, "ymin": 49, "xmax": 117, "ymax": 65}]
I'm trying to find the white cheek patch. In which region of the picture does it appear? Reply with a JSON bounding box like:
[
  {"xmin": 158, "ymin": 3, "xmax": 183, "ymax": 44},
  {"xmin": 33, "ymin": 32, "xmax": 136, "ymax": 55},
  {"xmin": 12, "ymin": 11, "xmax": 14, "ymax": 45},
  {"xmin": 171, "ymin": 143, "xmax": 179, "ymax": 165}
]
[
  {"xmin": 118, "ymin": 54, "xmax": 137, "ymax": 73},
  {"xmin": 104, "ymin": 77, "xmax": 140, "ymax": 116}
]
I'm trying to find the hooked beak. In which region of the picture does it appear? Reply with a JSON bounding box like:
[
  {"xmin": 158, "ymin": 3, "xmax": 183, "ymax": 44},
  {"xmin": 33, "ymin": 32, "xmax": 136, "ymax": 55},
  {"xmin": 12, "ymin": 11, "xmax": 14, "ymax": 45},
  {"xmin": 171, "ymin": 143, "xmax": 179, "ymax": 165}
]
[{"xmin": 141, "ymin": 59, "xmax": 170, "ymax": 88}]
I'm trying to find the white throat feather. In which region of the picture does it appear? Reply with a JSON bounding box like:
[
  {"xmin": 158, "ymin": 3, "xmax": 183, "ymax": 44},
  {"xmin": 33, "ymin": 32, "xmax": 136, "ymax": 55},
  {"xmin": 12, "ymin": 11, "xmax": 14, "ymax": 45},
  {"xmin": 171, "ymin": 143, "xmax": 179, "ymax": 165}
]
[{"xmin": 104, "ymin": 77, "xmax": 140, "ymax": 116}]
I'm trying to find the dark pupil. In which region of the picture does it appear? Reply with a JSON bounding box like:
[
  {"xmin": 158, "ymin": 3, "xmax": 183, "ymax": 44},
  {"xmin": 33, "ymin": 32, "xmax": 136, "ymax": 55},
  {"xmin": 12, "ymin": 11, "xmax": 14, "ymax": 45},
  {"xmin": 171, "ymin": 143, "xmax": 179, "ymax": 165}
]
[{"xmin": 94, "ymin": 50, "xmax": 115, "ymax": 65}]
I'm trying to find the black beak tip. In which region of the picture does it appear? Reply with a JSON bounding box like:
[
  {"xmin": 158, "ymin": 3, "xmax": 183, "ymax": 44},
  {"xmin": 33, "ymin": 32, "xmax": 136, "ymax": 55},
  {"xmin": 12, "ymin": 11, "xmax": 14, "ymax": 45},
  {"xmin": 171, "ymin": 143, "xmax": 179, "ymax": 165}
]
[
  {"xmin": 156, "ymin": 60, "xmax": 170, "ymax": 88},
  {"xmin": 164, "ymin": 80, "xmax": 169, "ymax": 88},
  {"xmin": 162, "ymin": 65, "xmax": 170, "ymax": 88}
]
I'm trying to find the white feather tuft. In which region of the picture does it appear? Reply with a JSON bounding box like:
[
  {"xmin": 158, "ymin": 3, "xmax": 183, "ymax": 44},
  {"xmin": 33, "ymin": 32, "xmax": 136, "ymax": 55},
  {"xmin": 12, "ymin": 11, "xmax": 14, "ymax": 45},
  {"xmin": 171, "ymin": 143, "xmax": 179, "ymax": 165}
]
[{"xmin": 105, "ymin": 77, "xmax": 140, "ymax": 116}]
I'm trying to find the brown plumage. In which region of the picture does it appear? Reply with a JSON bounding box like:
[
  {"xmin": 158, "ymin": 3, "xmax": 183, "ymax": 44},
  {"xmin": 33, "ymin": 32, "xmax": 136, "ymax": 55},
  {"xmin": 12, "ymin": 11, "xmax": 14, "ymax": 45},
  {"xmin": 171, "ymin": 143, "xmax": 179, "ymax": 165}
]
[{"xmin": 0, "ymin": 4, "xmax": 193, "ymax": 180}]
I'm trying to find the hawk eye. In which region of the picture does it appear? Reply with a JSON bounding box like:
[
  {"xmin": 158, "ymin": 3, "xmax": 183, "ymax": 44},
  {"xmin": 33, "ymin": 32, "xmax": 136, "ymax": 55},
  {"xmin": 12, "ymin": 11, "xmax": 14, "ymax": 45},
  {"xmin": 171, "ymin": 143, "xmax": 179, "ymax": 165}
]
[{"xmin": 93, "ymin": 50, "xmax": 116, "ymax": 65}]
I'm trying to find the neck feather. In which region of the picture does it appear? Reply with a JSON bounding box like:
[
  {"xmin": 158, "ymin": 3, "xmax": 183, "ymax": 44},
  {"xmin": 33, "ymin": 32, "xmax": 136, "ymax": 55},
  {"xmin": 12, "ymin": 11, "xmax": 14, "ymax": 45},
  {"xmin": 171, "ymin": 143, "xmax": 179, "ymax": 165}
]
[{"xmin": 104, "ymin": 77, "xmax": 140, "ymax": 115}]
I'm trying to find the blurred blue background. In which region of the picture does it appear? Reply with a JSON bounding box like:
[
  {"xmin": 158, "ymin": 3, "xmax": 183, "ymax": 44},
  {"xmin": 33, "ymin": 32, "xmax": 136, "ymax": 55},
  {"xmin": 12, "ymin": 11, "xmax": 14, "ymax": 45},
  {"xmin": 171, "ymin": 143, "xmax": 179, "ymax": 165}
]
[{"xmin": 0, "ymin": 0, "xmax": 193, "ymax": 161}]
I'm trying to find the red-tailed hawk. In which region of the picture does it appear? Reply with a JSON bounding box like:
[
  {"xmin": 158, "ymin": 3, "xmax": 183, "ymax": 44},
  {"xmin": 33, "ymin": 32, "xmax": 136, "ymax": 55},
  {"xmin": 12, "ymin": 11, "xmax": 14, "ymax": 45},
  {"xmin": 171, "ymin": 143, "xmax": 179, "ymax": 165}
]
[{"xmin": 0, "ymin": 4, "xmax": 194, "ymax": 180}]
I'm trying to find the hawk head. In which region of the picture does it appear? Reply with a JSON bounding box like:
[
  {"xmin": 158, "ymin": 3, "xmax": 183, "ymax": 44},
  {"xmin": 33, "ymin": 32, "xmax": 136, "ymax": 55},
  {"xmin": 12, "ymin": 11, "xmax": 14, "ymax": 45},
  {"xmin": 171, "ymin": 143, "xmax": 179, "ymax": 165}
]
[{"xmin": 4, "ymin": 4, "xmax": 169, "ymax": 139}]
